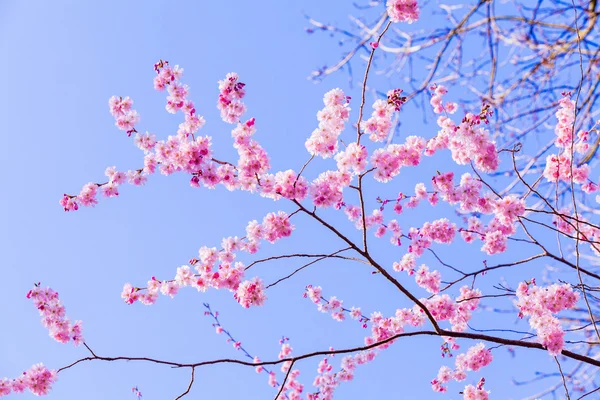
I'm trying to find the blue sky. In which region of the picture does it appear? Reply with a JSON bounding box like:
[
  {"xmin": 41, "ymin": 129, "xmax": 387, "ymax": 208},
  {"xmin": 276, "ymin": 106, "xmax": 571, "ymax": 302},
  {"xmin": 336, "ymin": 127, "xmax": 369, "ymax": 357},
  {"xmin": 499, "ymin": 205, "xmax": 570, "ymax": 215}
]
[{"xmin": 0, "ymin": 1, "xmax": 587, "ymax": 399}]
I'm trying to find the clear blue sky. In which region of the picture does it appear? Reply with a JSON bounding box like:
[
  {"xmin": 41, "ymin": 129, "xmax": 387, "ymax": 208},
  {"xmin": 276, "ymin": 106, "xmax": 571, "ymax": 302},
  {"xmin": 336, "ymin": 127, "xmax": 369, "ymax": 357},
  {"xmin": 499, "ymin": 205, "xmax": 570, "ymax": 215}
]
[{"xmin": 0, "ymin": 1, "xmax": 578, "ymax": 399}]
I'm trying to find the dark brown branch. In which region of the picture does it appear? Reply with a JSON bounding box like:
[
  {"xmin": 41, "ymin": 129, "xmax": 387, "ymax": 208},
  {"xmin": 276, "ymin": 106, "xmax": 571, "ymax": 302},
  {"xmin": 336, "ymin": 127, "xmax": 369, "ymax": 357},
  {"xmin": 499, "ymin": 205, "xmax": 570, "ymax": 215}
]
[{"xmin": 174, "ymin": 367, "xmax": 195, "ymax": 400}]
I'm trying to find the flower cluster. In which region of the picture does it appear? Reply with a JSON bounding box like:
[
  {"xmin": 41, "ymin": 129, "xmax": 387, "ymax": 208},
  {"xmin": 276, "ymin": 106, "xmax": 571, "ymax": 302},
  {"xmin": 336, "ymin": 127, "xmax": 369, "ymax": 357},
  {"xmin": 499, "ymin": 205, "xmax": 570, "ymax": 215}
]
[
  {"xmin": 516, "ymin": 281, "xmax": 579, "ymax": 355},
  {"xmin": 27, "ymin": 284, "xmax": 84, "ymax": 346},
  {"xmin": 305, "ymin": 286, "xmax": 368, "ymax": 326},
  {"xmin": 310, "ymin": 170, "xmax": 351, "ymax": 208},
  {"xmin": 429, "ymin": 85, "xmax": 458, "ymax": 115},
  {"xmin": 365, "ymin": 309, "xmax": 425, "ymax": 349},
  {"xmin": 305, "ymin": 89, "xmax": 350, "ymax": 158},
  {"xmin": 431, "ymin": 343, "xmax": 492, "ymax": 393},
  {"xmin": 418, "ymin": 286, "xmax": 481, "ymax": 333},
  {"xmin": 227, "ymin": 118, "xmax": 271, "ymax": 191},
  {"xmin": 406, "ymin": 170, "xmax": 526, "ymax": 255},
  {"xmin": 543, "ymin": 94, "xmax": 592, "ymax": 183},
  {"xmin": 61, "ymin": 61, "xmax": 214, "ymax": 210},
  {"xmin": 553, "ymin": 95, "xmax": 589, "ymax": 152},
  {"xmin": 109, "ymin": 95, "xmax": 140, "ymax": 135},
  {"xmin": 462, "ymin": 380, "xmax": 490, "ymax": 400},
  {"xmin": 414, "ymin": 265, "xmax": 441, "ymax": 294},
  {"xmin": 0, "ymin": 364, "xmax": 57, "ymax": 397},
  {"xmin": 552, "ymin": 210, "xmax": 600, "ymax": 256},
  {"xmin": 360, "ymin": 97, "xmax": 395, "ymax": 142},
  {"xmin": 386, "ymin": 0, "xmax": 420, "ymax": 23},
  {"xmin": 217, "ymin": 72, "xmax": 246, "ymax": 123},
  {"xmin": 308, "ymin": 351, "xmax": 377, "ymax": 400},
  {"xmin": 234, "ymin": 277, "xmax": 267, "ymax": 308},
  {"xmin": 371, "ymin": 136, "xmax": 426, "ymax": 182},
  {"xmin": 543, "ymin": 153, "xmax": 590, "ymax": 184},
  {"xmin": 425, "ymin": 90, "xmax": 499, "ymax": 173},
  {"xmin": 249, "ymin": 168, "xmax": 305, "ymax": 201},
  {"xmin": 121, "ymin": 211, "xmax": 293, "ymax": 307},
  {"xmin": 276, "ymin": 369, "xmax": 304, "ymax": 400},
  {"xmin": 335, "ymin": 143, "xmax": 368, "ymax": 174}
]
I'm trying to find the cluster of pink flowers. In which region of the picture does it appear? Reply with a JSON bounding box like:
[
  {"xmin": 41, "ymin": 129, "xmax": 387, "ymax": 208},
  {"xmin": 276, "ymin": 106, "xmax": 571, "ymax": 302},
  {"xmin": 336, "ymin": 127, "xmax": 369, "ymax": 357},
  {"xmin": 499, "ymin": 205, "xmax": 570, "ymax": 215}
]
[
  {"xmin": 228, "ymin": 118, "xmax": 271, "ymax": 190},
  {"xmin": 305, "ymin": 285, "xmax": 323, "ymax": 304},
  {"xmin": 365, "ymin": 309, "xmax": 425, "ymax": 349},
  {"xmin": 335, "ymin": 143, "xmax": 368, "ymax": 174},
  {"xmin": 371, "ymin": 136, "xmax": 426, "ymax": 182},
  {"xmin": 432, "ymin": 172, "xmax": 485, "ymax": 213},
  {"xmin": 308, "ymin": 351, "xmax": 376, "ymax": 400},
  {"xmin": 406, "ymin": 170, "xmax": 525, "ymax": 255},
  {"xmin": 417, "ymin": 286, "xmax": 481, "ymax": 332},
  {"xmin": 415, "ymin": 265, "xmax": 441, "ymax": 294},
  {"xmin": 386, "ymin": 219, "xmax": 461, "ymax": 295},
  {"xmin": 27, "ymin": 284, "xmax": 83, "ymax": 345},
  {"xmin": 217, "ymin": 72, "xmax": 247, "ymax": 123},
  {"xmin": 152, "ymin": 60, "xmax": 180, "ymax": 87},
  {"xmin": 0, "ymin": 364, "xmax": 57, "ymax": 397},
  {"xmin": 431, "ymin": 343, "xmax": 492, "ymax": 393},
  {"xmin": 360, "ymin": 90, "xmax": 405, "ymax": 142},
  {"xmin": 154, "ymin": 63, "xmax": 206, "ymax": 136},
  {"xmin": 59, "ymin": 166, "xmax": 148, "ymax": 211},
  {"xmin": 386, "ymin": 0, "xmax": 420, "ymax": 23},
  {"xmin": 404, "ymin": 218, "xmax": 456, "ymax": 257},
  {"xmin": 109, "ymin": 95, "xmax": 140, "ymax": 135},
  {"xmin": 257, "ymin": 211, "xmax": 294, "ymax": 243},
  {"xmin": 305, "ymin": 286, "xmax": 367, "ymax": 325},
  {"xmin": 155, "ymin": 62, "xmax": 206, "ymax": 142},
  {"xmin": 375, "ymin": 218, "xmax": 403, "ymax": 245},
  {"xmin": 492, "ymin": 195, "xmax": 525, "ymax": 226},
  {"xmin": 516, "ymin": 281, "xmax": 579, "ymax": 355},
  {"xmin": 121, "ymin": 211, "xmax": 293, "ymax": 307},
  {"xmin": 310, "ymin": 170, "xmax": 351, "ymax": 208},
  {"xmin": 422, "ymin": 295, "xmax": 457, "ymax": 323},
  {"xmin": 256, "ymin": 169, "xmax": 309, "ymax": 201},
  {"xmin": 451, "ymin": 286, "xmax": 483, "ymax": 332},
  {"xmin": 393, "ymin": 253, "xmax": 416, "ymax": 274},
  {"xmin": 305, "ymin": 89, "xmax": 350, "ymax": 158},
  {"xmin": 462, "ymin": 380, "xmax": 490, "ymax": 400},
  {"xmin": 62, "ymin": 61, "xmax": 212, "ymax": 210},
  {"xmin": 429, "ymin": 85, "xmax": 458, "ymax": 115},
  {"xmin": 543, "ymin": 153, "xmax": 590, "ymax": 184},
  {"xmin": 420, "ymin": 218, "xmax": 457, "ymax": 245},
  {"xmin": 276, "ymin": 369, "xmax": 304, "ymax": 400},
  {"xmin": 317, "ymin": 295, "xmax": 346, "ymax": 322},
  {"xmin": 424, "ymin": 89, "xmax": 498, "ymax": 173},
  {"xmin": 552, "ymin": 210, "xmax": 600, "ymax": 256},
  {"xmin": 553, "ymin": 95, "xmax": 589, "ymax": 152},
  {"xmin": 543, "ymin": 94, "xmax": 592, "ymax": 184},
  {"xmin": 234, "ymin": 277, "xmax": 267, "ymax": 308},
  {"xmin": 351, "ymin": 208, "xmax": 383, "ymax": 231}
]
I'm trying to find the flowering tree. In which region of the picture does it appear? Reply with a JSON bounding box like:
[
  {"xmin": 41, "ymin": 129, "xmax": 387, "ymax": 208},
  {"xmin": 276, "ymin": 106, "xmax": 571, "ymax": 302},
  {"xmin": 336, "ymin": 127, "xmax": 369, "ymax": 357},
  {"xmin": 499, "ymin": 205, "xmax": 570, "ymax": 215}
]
[
  {"xmin": 307, "ymin": 0, "xmax": 600, "ymax": 214},
  {"xmin": 3, "ymin": 0, "xmax": 600, "ymax": 399}
]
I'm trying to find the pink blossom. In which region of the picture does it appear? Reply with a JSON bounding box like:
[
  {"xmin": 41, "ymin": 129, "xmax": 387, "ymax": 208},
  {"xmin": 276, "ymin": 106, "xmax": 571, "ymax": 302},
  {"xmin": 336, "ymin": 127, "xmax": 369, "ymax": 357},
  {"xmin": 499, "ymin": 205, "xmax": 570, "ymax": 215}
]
[
  {"xmin": 335, "ymin": 143, "xmax": 368, "ymax": 174},
  {"xmin": 415, "ymin": 265, "xmax": 441, "ymax": 294},
  {"xmin": 27, "ymin": 284, "xmax": 84, "ymax": 346},
  {"xmin": 234, "ymin": 277, "xmax": 266, "ymax": 308},
  {"xmin": 516, "ymin": 281, "xmax": 579, "ymax": 355},
  {"xmin": 386, "ymin": 0, "xmax": 420, "ymax": 24},
  {"xmin": 306, "ymin": 89, "xmax": 350, "ymax": 158},
  {"xmin": 481, "ymin": 230, "xmax": 507, "ymax": 255}
]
